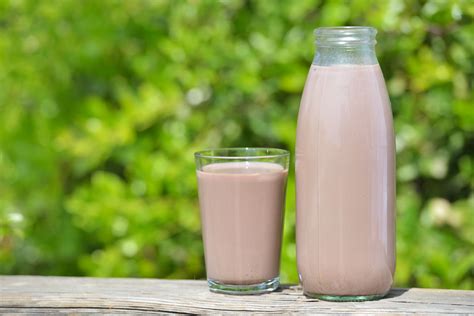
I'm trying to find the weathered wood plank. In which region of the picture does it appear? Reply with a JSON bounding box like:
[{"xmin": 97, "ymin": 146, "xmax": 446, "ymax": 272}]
[{"xmin": 0, "ymin": 276, "xmax": 473, "ymax": 314}]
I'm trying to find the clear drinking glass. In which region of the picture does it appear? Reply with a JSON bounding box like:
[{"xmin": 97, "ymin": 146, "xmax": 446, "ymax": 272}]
[{"xmin": 195, "ymin": 148, "xmax": 289, "ymax": 294}]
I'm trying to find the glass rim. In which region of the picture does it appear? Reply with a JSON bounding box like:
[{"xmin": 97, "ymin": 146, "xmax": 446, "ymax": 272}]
[
  {"xmin": 194, "ymin": 147, "xmax": 290, "ymax": 160},
  {"xmin": 314, "ymin": 26, "xmax": 377, "ymax": 35}
]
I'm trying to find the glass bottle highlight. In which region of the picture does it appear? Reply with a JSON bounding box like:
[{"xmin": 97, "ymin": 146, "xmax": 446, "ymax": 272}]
[
  {"xmin": 195, "ymin": 148, "xmax": 289, "ymax": 295},
  {"xmin": 296, "ymin": 27, "xmax": 396, "ymax": 301}
]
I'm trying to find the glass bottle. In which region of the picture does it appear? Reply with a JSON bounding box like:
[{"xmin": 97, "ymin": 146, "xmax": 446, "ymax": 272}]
[{"xmin": 295, "ymin": 27, "xmax": 396, "ymax": 301}]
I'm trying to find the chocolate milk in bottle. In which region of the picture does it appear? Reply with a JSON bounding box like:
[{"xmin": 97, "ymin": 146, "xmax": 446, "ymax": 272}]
[{"xmin": 296, "ymin": 27, "xmax": 396, "ymax": 301}]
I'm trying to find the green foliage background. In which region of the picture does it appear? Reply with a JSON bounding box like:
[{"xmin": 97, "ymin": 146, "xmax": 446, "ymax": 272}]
[{"xmin": 0, "ymin": 0, "xmax": 472, "ymax": 289}]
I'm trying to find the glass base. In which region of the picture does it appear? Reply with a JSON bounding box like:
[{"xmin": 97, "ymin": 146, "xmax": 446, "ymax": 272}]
[
  {"xmin": 208, "ymin": 277, "xmax": 279, "ymax": 295},
  {"xmin": 305, "ymin": 292, "xmax": 387, "ymax": 302}
]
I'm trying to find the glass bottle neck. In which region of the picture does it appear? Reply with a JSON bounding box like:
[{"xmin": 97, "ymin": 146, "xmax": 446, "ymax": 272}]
[
  {"xmin": 313, "ymin": 26, "xmax": 378, "ymax": 66},
  {"xmin": 313, "ymin": 46, "xmax": 378, "ymax": 66}
]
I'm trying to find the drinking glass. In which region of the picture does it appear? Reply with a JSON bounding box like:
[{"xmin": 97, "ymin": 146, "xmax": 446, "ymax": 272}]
[{"xmin": 195, "ymin": 148, "xmax": 289, "ymax": 294}]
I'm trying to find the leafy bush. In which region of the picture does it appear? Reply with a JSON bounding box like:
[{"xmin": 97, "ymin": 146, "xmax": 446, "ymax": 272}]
[{"xmin": 0, "ymin": 0, "xmax": 472, "ymax": 289}]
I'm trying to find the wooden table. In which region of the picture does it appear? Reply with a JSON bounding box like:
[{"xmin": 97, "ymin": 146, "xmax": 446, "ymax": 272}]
[{"xmin": 1, "ymin": 276, "xmax": 473, "ymax": 314}]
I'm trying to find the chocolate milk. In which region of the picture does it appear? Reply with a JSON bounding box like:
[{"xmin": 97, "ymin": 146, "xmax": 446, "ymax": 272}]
[
  {"xmin": 296, "ymin": 64, "xmax": 395, "ymax": 296},
  {"xmin": 197, "ymin": 162, "xmax": 288, "ymax": 284}
]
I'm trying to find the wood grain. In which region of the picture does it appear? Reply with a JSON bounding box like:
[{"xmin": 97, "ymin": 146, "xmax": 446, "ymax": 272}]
[{"xmin": 1, "ymin": 276, "xmax": 473, "ymax": 314}]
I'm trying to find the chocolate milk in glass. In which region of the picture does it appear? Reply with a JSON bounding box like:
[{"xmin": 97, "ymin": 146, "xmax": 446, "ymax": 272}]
[
  {"xmin": 197, "ymin": 162, "xmax": 287, "ymax": 284},
  {"xmin": 195, "ymin": 148, "xmax": 289, "ymax": 294},
  {"xmin": 296, "ymin": 27, "xmax": 396, "ymax": 301}
]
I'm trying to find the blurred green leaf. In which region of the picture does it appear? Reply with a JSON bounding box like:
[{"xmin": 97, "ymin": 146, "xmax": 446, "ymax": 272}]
[{"xmin": 0, "ymin": 0, "xmax": 472, "ymax": 289}]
